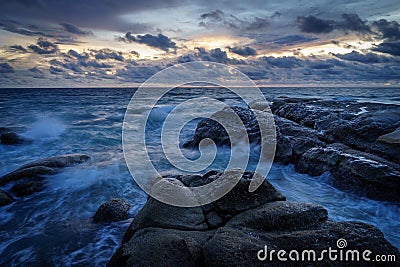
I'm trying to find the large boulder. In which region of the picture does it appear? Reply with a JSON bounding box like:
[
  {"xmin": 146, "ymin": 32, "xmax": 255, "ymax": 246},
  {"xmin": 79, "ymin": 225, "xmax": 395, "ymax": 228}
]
[
  {"xmin": 94, "ymin": 198, "xmax": 131, "ymax": 223},
  {"xmin": 108, "ymin": 170, "xmax": 399, "ymax": 266},
  {"xmin": 0, "ymin": 166, "xmax": 56, "ymax": 186},
  {"xmin": 296, "ymin": 144, "xmax": 400, "ymax": 201}
]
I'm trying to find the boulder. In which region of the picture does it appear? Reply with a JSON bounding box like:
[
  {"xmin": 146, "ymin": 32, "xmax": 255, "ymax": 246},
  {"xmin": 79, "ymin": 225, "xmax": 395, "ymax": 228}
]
[
  {"xmin": 296, "ymin": 144, "xmax": 400, "ymax": 201},
  {"xmin": 94, "ymin": 198, "xmax": 131, "ymax": 223},
  {"xmin": 0, "ymin": 166, "xmax": 56, "ymax": 186},
  {"xmin": 0, "ymin": 189, "xmax": 13, "ymax": 207},
  {"xmin": 109, "ymin": 171, "xmax": 399, "ymax": 266},
  {"xmin": 20, "ymin": 154, "xmax": 90, "ymax": 169},
  {"xmin": 10, "ymin": 180, "xmax": 45, "ymax": 197}
]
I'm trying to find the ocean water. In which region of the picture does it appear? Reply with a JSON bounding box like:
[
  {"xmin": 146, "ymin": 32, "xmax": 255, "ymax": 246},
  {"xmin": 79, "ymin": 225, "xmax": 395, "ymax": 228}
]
[{"xmin": 0, "ymin": 87, "xmax": 399, "ymax": 266}]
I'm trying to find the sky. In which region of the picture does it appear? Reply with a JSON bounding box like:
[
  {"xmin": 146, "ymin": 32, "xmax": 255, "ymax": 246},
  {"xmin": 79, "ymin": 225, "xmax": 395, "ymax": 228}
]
[{"xmin": 0, "ymin": 0, "xmax": 399, "ymax": 87}]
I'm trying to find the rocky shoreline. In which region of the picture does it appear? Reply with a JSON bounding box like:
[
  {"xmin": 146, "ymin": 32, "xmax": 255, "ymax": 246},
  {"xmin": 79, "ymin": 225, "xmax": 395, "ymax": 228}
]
[
  {"xmin": 108, "ymin": 170, "xmax": 400, "ymax": 266},
  {"xmin": 185, "ymin": 97, "xmax": 400, "ymax": 202},
  {"xmin": 1, "ymin": 97, "xmax": 399, "ymax": 265}
]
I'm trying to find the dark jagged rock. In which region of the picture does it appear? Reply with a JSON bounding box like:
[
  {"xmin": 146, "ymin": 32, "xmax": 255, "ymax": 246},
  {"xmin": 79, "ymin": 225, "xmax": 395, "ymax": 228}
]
[
  {"xmin": 94, "ymin": 198, "xmax": 131, "ymax": 223},
  {"xmin": 108, "ymin": 170, "xmax": 399, "ymax": 266},
  {"xmin": 296, "ymin": 144, "xmax": 400, "ymax": 201},
  {"xmin": 0, "ymin": 189, "xmax": 13, "ymax": 207}
]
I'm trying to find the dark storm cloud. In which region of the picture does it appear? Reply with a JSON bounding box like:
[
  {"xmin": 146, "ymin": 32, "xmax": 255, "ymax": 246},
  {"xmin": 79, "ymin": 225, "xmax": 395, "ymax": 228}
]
[
  {"xmin": 28, "ymin": 38, "xmax": 58, "ymax": 54},
  {"xmin": 120, "ymin": 33, "xmax": 177, "ymax": 52},
  {"xmin": 227, "ymin": 46, "xmax": 257, "ymax": 56},
  {"xmin": 0, "ymin": 62, "xmax": 14, "ymax": 73},
  {"xmin": 296, "ymin": 13, "xmax": 370, "ymax": 34},
  {"xmin": 340, "ymin": 14, "xmax": 370, "ymax": 32},
  {"xmin": 296, "ymin": 15, "xmax": 334, "ymax": 33},
  {"xmin": 60, "ymin": 23, "xmax": 92, "ymax": 35},
  {"xmin": 372, "ymin": 19, "xmax": 400, "ymax": 40},
  {"xmin": 0, "ymin": 19, "xmax": 48, "ymax": 37},
  {"xmin": 372, "ymin": 42, "xmax": 400, "ymax": 56},
  {"xmin": 199, "ymin": 9, "xmax": 269, "ymax": 32},
  {"xmin": 0, "ymin": 0, "xmax": 176, "ymax": 32}
]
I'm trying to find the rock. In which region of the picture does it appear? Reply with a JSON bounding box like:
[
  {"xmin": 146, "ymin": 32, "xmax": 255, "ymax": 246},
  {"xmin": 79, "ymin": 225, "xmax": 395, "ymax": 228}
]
[
  {"xmin": 109, "ymin": 171, "xmax": 399, "ymax": 266},
  {"xmin": 10, "ymin": 180, "xmax": 45, "ymax": 197},
  {"xmin": 296, "ymin": 144, "xmax": 400, "ymax": 201},
  {"xmin": 0, "ymin": 166, "xmax": 56, "ymax": 186},
  {"xmin": 378, "ymin": 127, "xmax": 400, "ymax": 144},
  {"xmin": 225, "ymin": 201, "xmax": 328, "ymax": 231},
  {"xmin": 0, "ymin": 131, "xmax": 31, "ymax": 145},
  {"xmin": 203, "ymin": 221, "xmax": 399, "ymax": 267},
  {"xmin": 21, "ymin": 154, "xmax": 90, "ymax": 169},
  {"xmin": 109, "ymin": 228, "xmax": 214, "ymax": 267},
  {"xmin": 94, "ymin": 198, "xmax": 131, "ymax": 223},
  {"xmin": 0, "ymin": 189, "xmax": 13, "ymax": 207},
  {"xmin": 184, "ymin": 106, "xmax": 264, "ymax": 147}
]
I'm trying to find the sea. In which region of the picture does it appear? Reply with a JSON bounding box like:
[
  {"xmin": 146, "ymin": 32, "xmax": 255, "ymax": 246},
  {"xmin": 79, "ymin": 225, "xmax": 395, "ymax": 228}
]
[{"xmin": 0, "ymin": 87, "xmax": 399, "ymax": 266}]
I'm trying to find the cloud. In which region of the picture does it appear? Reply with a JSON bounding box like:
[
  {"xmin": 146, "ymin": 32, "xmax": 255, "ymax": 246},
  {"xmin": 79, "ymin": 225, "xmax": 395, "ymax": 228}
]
[
  {"xmin": 372, "ymin": 19, "xmax": 400, "ymax": 40},
  {"xmin": 296, "ymin": 13, "xmax": 370, "ymax": 34},
  {"xmin": 372, "ymin": 41, "xmax": 400, "ymax": 56},
  {"xmin": 9, "ymin": 45, "xmax": 27, "ymax": 52},
  {"xmin": 334, "ymin": 51, "xmax": 395, "ymax": 63},
  {"xmin": 60, "ymin": 23, "xmax": 92, "ymax": 35},
  {"xmin": 67, "ymin": 49, "xmax": 89, "ymax": 59},
  {"xmin": 227, "ymin": 46, "xmax": 257, "ymax": 56},
  {"xmin": 92, "ymin": 48, "xmax": 124, "ymax": 61},
  {"xmin": 0, "ymin": 0, "xmax": 175, "ymax": 32},
  {"xmin": 340, "ymin": 13, "xmax": 370, "ymax": 32},
  {"xmin": 120, "ymin": 33, "xmax": 177, "ymax": 52},
  {"xmin": 199, "ymin": 9, "xmax": 269, "ymax": 32},
  {"xmin": 272, "ymin": 35, "xmax": 318, "ymax": 46},
  {"xmin": 296, "ymin": 15, "xmax": 334, "ymax": 33},
  {"xmin": 0, "ymin": 63, "xmax": 14, "ymax": 73},
  {"xmin": 28, "ymin": 38, "xmax": 58, "ymax": 54}
]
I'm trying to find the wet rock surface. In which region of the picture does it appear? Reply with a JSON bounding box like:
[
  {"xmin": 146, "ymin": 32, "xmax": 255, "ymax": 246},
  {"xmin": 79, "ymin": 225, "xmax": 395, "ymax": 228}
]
[
  {"xmin": 0, "ymin": 154, "xmax": 90, "ymax": 206},
  {"xmin": 184, "ymin": 98, "xmax": 400, "ymax": 201},
  {"xmin": 109, "ymin": 170, "xmax": 400, "ymax": 267},
  {"xmin": 93, "ymin": 198, "xmax": 131, "ymax": 223}
]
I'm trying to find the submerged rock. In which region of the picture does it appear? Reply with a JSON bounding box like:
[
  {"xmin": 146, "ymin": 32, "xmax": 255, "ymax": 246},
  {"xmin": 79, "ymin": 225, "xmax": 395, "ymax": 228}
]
[
  {"xmin": 109, "ymin": 170, "xmax": 399, "ymax": 266},
  {"xmin": 0, "ymin": 189, "xmax": 13, "ymax": 207},
  {"xmin": 94, "ymin": 198, "xmax": 131, "ymax": 223},
  {"xmin": 0, "ymin": 128, "xmax": 31, "ymax": 145}
]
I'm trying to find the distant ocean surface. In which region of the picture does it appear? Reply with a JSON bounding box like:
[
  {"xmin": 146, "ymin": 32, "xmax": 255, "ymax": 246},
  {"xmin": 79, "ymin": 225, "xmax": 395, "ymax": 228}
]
[{"xmin": 0, "ymin": 87, "xmax": 399, "ymax": 266}]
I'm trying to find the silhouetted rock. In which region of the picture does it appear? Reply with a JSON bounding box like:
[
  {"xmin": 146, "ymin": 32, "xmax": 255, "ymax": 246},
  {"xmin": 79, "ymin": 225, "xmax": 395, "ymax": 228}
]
[{"xmin": 0, "ymin": 128, "xmax": 31, "ymax": 145}]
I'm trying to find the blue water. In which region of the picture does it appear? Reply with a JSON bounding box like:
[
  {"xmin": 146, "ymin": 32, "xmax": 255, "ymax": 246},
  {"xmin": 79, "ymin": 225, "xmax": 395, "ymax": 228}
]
[{"xmin": 0, "ymin": 87, "xmax": 399, "ymax": 266}]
